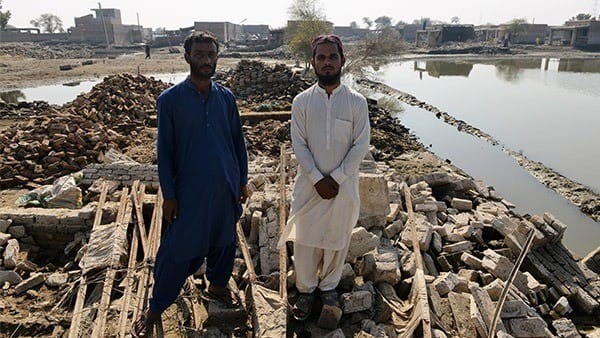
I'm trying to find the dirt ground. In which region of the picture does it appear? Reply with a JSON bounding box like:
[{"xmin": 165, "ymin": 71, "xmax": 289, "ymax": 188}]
[{"xmin": 0, "ymin": 48, "xmax": 294, "ymax": 91}]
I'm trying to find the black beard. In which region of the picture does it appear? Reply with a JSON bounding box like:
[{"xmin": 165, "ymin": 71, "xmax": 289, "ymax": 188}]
[
  {"xmin": 316, "ymin": 70, "xmax": 341, "ymax": 86},
  {"xmin": 190, "ymin": 62, "xmax": 216, "ymax": 80}
]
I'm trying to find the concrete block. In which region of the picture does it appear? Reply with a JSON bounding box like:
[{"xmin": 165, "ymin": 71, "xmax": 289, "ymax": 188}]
[
  {"xmin": 358, "ymin": 173, "xmax": 390, "ymax": 229},
  {"xmin": 442, "ymin": 241, "xmax": 473, "ymax": 254},
  {"xmin": 572, "ymin": 286, "xmax": 599, "ymax": 315},
  {"xmin": 383, "ymin": 219, "xmax": 403, "ymax": 239},
  {"xmin": 451, "ymin": 198, "xmax": 472, "ymax": 211},
  {"xmin": 552, "ymin": 318, "xmax": 581, "ymax": 338},
  {"xmin": 14, "ymin": 272, "xmax": 45, "ymax": 295},
  {"xmin": 553, "ymin": 296, "xmax": 572, "ymax": 316},
  {"xmin": 386, "ymin": 203, "xmax": 400, "ymax": 223},
  {"xmin": 45, "ymin": 272, "xmax": 68, "ymax": 287},
  {"xmin": 0, "ymin": 270, "xmax": 23, "ymax": 285},
  {"xmin": 461, "ymin": 252, "xmax": 484, "ymax": 270},
  {"xmin": 3, "ymin": 239, "xmax": 19, "ymax": 268},
  {"xmin": 401, "ymin": 218, "xmax": 433, "ymax": 251},
  {"xmin": 458, "ymin": 269, "xmax": 479, "ymax": 282},
  {"xmin": 341, "ymin": 290, "xmax": 373, "ymax": 314},
  {"xmin": 501, "ymin": 300, "xmax": 530, "ymax": 319},
  {"xmin": 318, "ymin": 304, "xmax": 343, "ymax": 330},
  {"xmin": 507, "ymin": 317, "xmax": 548, "ymax": 338},
  {"xmin": 448, "ymin": 292, "xmax": 478, "ymax": 338},
  {"xmin": 484, "ymin": 279, "xmax": 505, "ymax": 301},
  {"xmin": 433, "ymin": 272, "xmax": 459, "ymax": 296},
  {"xmin": 470, "ymin": 282, "xmax": 506, "ymax": 333},
  {"xmin": 470, "ymin": 295, "xmax": 488, "ymax": 338},
  {"xmin": 431, "ymin": 231, "xmax": 443, "ymax": 253},
  {"xmin": 346, "ymin": 227, "xmax": 379, "ymax": 263}
]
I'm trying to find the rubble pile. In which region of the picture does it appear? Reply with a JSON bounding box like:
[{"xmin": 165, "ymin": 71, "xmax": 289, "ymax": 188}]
[
  {"xmin": 222, "ymin": 60, "xmax": 312, "ymax": 111},
  {"xmin": 367, "ymin": 99, "xmax": 421, "ymax": 161},
  {"xmin": 0, "ymin": 42, "xmax": 94, "ymax": 59},
  {"xmin": 234, "ymin": 156, "xmax": 599, "ymax": 337},
  {"xmin": 242, "ymin": 99, "xmax": 421, "ymax": 161},
  {"xmin": 0, "ymin": 74, "xmax": 168, "ymax": 189},
  {"xmin": 0, "ymin": 100, "xmax": 52, "ymax": 119},
  {"xmin": 244, "ymin": 120, "xmax": 291, "ymax": 158}
]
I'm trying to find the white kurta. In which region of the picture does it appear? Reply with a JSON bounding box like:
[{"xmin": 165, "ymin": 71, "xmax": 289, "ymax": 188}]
[{"xmin": 278, "ymin": 83, "xmax": 370, "ymax": 251}]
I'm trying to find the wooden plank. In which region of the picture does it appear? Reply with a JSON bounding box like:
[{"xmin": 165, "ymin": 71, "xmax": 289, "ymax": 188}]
[
  {"xmin": 91, "ymin": 186, "xmax": 132, "ymax": 338},
  {"xmin": 131, "ymin": 181, "xmax": 149, "ymax": 256},
  {"xmin": 236, "ymin": 220, "xmax": 256, "ymax": 282},
  {"xmin": 278, "ymin": 146, "xmax": 287, "ymax": 301},
  {"xmin": 133, "ymin": 188, "xmax": 163, "ymax": 330},
  {"xmin": 401, "ymin": 185, "xmax": 432, "ymax": 338},
  {"xmin": 118, "ymin": 182, "xmax": 145, "ymax": 337},
  {"xmin": 132, "ymin": 188, "xmax": 160, "ymax": 321},
  {"xmin": 68, "ymin": 182, "xmax": 108, "ymax": 338}
]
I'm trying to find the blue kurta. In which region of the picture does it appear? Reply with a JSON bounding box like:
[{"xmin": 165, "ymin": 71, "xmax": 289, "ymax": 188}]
[{"xmin": 156, "ymin": 77, "xmax": 248, "ymax": 262}]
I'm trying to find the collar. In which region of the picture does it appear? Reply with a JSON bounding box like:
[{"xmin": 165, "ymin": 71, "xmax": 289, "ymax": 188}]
[
  {"xmin": 313, "ymin": 83, "xmax": 344, "ymax": 97},
  {"xmin": 184, "ymin": 76, "xmax": 216, "ymax": 96}
]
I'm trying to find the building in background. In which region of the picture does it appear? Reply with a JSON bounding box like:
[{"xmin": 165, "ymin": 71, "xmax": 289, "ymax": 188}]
[{"xmin": 70, "ymin": 8, "xmax": 144, "ymax": 46}]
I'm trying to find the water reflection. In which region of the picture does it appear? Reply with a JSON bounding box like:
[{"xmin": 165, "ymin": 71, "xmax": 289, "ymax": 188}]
[
  {"xmin": 0, "ymin": 90, "xmax": 26, "ymax": 104},
  {"xmin": 412, "ymin": 58, "xmax": 600, "ymax": 83},
  {"xmin": 494, "ymin": 59, "xmax": 542, "ymax": 82},
  {"xmin": 414, "ymin": 61, "xmax": 473, "ymax": 78},
  {"xmin": 558, "ymin": 59, "xmax": 600, "ymax": 73}
]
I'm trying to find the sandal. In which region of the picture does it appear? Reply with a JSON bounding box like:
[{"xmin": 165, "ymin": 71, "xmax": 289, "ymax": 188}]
[
  {"xmin": 203, "ymin": 288, "xmax": 241, "ymax": 308},
  {"xmin": 320, "ymin": 290, "xmax": 340, "ymax": 308},
  {"xmin": 130, "ymin": 311, "xmax": 149, "ymax": 338},
  {"xmin": 292, "ymin": 292, "xmax": 314, "ymax": 321}
]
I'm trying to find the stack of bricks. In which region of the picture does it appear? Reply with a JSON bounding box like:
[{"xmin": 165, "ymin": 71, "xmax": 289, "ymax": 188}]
[{"xmin": 82, "ymin": 163, "xmax": 159, "ymax": 189}]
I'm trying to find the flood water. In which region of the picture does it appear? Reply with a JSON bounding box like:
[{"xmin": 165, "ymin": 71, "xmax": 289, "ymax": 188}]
[
  {"xmin": 0, "ymin": 73, "xmax": 187, "ymax": 106},
  {"xmin": 373, "ymin": 58, "xmax": 600, "ymax": 255},
  {"xmin": 375, "ymin": 58, "xmax": 600, "ymax": 194}
]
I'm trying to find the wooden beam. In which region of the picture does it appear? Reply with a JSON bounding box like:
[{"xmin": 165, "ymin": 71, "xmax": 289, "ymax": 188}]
[
  {"xmin": 118, "ymin": 181, "xmax": 145, "ymax": 337},
  {"xmin": 278, "ymin": 146, "xmax": 288, "ymax": 301},
  {"xmin": 68, "ymin": 182, "xmax": 108, "ymax": 338},
  {"xmin": 400, "ymin": 184, "xmax": 432, "ymax": 338},
  {"xmin": 131, "ymin": 182, "xmax": 149, "ymax": 256},
  {"xmin": 92, "ymin": 186, "xmax": 133, "ymax": 338}
]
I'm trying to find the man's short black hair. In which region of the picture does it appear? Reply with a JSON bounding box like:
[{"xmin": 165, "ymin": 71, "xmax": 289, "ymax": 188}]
[{"xmin": 184, "ymin": 31, "xmax": 219, "ymax": 54}]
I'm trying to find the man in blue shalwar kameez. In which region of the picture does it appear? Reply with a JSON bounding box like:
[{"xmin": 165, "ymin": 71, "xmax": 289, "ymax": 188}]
[{"xmin": 131, "ymin": 31, "xmax": 250, "ymax": 337}]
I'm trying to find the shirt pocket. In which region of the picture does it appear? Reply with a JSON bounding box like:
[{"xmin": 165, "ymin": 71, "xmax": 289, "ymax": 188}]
[{"xmin": 334, "ymin": 118, "xmax": 352, "ymax": 145}]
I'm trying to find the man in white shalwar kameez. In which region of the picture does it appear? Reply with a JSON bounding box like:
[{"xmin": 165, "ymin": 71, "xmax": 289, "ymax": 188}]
[{"xmin": 277, "ymin": 35, "xmax": 370, "ymax": 322}]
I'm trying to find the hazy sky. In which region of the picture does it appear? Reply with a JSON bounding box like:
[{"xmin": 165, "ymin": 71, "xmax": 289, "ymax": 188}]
[{"xmin": 1, "ymin": 0, "xmax": 595, "ymax": 30}]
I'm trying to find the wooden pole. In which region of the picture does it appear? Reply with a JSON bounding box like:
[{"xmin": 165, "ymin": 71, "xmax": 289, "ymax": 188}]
[
  {"xmin": 278, "ymin": 145, "xmax": 288, "ymax": 301},
  {"xmin": 68, "ymin": 182, "xmax": 108, "ymax": 338}
]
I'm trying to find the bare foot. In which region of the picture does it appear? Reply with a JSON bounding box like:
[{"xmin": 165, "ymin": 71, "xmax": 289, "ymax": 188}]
[{"xmin": 131, "ymin": 309, "xmax": 159, "ymax": 337}]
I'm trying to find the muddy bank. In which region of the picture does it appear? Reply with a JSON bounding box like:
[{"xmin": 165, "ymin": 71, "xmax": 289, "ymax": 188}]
[{"xmin": 355, "ymin": 77, "xmax": 600, "ymax": 222}]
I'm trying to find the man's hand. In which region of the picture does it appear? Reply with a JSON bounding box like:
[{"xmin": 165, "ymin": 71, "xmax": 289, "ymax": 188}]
[
  {"xmin": 163, "ymin": 198, "xmax": 178, "ymax": 224},
  {"xmin": 314, "ymin": 176, "xmax": 339, "ymax": 199},
  {"xmin": 240, "ymin": 184, "xmax": 252, "ymax": 204}
]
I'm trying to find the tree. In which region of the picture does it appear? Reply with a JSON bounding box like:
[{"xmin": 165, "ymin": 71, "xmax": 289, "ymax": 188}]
[
  {"xmin": 374, "ymin": 16, "xmax": 392, "ymax": 30},
  {"xmin": 570, "ymin": 13, "xmax": 595, "ymax": 21},
  {"xmin": 349, "ymin": 21, "xmax": 358, "ymax": 29},
  {"xmin": 30, "ymin": 13, "xmax": 64, "ymax": 33},
  {"xmin": 362, "ymin": 17, "xmax": 373, "ymax": 29},
  {"xmin": 0, "ymin": 0, "xmax": 11, "ymax": 30},
  {"xmin": 286, "ymin": 0, "xmax": 331, "ymax": 69},
  {"xmin": 451, "ymin": 16, "xmax": 460, "ymax": 24}
]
